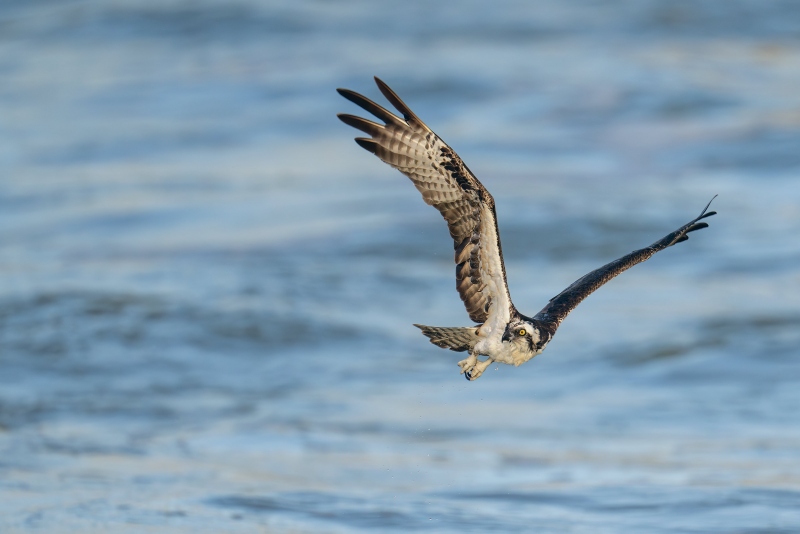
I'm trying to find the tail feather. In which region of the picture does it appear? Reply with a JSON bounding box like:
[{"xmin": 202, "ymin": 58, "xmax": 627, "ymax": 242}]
[{"xmin": 413, "ymin": 324, "xmax": 479, "ymax": 352}]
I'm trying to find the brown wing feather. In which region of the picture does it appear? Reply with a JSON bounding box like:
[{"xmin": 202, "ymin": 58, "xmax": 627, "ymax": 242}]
[
  {"xmin": 534, "ymin": 197, "xmax": 717, "ymax": 333},
  {"xmin": 337, "ymin": 77, "xmax": 513, "ymax": 324}
]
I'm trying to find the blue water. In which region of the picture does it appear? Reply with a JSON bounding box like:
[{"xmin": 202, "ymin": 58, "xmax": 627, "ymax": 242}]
[{"xmin": 2, "ymin": 1, "xmax": 800, "ymax": 532}]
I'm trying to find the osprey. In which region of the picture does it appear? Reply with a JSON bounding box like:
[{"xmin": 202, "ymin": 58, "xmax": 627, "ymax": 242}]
[{"xmin": 337, "ymin": 77, "xmax": 716, "ymax": 381}]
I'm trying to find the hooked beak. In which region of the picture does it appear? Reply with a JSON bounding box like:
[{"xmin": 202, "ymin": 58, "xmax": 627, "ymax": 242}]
[{"xmin": 501, "ymin": 330, "xmax": 512, "ymax": 342}]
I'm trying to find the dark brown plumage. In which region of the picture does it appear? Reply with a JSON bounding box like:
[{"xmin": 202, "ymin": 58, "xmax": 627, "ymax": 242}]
[
  {"xmin": 338, "ymin": 78, "xmax": 513, "ymax": 325},
  {"xmin": 338, "ymin": 77, "xmax": 716, "ymax": 380},
  {"xmin": 533, "ymin": 198, "xmax": 717, "ymax": 332}
]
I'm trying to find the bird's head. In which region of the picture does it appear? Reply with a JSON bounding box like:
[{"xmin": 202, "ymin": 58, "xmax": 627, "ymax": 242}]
[
  {"xmin": 502, "ymin": 318, "xmax": 548, "ymax": 361},
  {"xmin": 502, "ymin": 318, "xmax": 539, "ymax": 346}
]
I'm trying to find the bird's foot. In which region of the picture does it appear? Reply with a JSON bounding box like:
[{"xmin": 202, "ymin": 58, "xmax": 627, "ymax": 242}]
[
  {"xmin": 461, "ymin": 357, "xmax": 493, "ymax": 381},
  {"xmin": 457, "ymin": 354, "xmax": 478, "ymax": 374}
]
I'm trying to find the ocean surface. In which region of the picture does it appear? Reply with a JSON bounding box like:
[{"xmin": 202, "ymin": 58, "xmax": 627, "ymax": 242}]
[{"xmin": 2, "ymin": 1, "xmax": 800, "ymax": 532}]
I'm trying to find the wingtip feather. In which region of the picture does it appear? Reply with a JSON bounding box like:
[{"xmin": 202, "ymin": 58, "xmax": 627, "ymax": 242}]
[
  {"xmin": 373, "ymin": 76, "xmax": 423, "ymax": 125},
  {"xmin": 686, "ymin": 222, "xmax": 709, "ymax": 233},
  {"xmin": 354, "ymin": 137, "xmax": 378, "ymax": 153},
  {"xmin": 698, "ymin": 195, "xmax": 718, "ymax": 218},
  {"xmin": 699, "ymin": 210, "xmax": 717, "ymax": 220},
  {"xmin": 338, "ymin": 113, "xmax": 384, "ymax": 135},
  {"xmin": 337, "ymin": 86, "xmax": 401, "ymax": 125}
]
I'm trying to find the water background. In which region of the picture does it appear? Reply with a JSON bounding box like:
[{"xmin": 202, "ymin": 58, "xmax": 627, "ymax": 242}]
[{"xmin": 2, "ymin": 1, "xmax": 800, "ymax": 532}]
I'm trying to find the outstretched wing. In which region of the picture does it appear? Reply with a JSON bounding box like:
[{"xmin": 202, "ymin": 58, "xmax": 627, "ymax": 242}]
[
  {"xmin": 337, "ymin": 77, "xmax": 513, "ymax": 324},
  {"xmin": 534, "ymin": 198, "xmax": 717, "ymax": 333}
]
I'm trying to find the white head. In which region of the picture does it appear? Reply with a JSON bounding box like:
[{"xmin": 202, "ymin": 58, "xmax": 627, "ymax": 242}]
[{"xmin": 501, "ymin": 317, "xmax": 550, "ymax": 361}]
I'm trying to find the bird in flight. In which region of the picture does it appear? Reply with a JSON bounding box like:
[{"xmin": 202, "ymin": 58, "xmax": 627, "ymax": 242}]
[{"xmin": 337, "ymin": 77, "xmax": 716, "ymax": 381}]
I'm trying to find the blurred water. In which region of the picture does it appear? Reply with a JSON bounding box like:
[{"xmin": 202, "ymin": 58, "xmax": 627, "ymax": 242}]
[{"xmin": 2, "ymin": 0, "xmax": 800, "ymax": 532}]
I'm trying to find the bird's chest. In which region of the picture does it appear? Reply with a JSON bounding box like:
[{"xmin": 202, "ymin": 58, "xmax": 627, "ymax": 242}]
[
  {"xmin": 474, "ymin": 335, "xmax": 504, "ymax": 358},
  {"xmin": 475, "ymin": 331, "xmax": 544, "ymax": 367},
  {"xmin": 474, "ymin": 334, "xmax": 528, "ymax": 366}
]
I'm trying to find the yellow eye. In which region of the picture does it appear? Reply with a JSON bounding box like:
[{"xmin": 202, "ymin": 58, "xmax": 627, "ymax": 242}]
[{"xmin": 518, "ymin": 329, "xmax": 526, "ymax": 337}]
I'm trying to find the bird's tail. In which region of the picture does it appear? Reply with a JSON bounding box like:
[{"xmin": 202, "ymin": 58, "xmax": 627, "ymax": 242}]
[{"xmin": 413, "ymin": 324, "xmax": 479, "ymax": 352}]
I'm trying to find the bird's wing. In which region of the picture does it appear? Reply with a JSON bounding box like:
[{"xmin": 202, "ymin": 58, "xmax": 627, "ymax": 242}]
[
  {"xmin": 337, "ymin": 77, "xmax": 513, "ymax": 324},
  {"xmin": 533, "ymin": 198, "xmax": 717, "ymax": 334}
]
